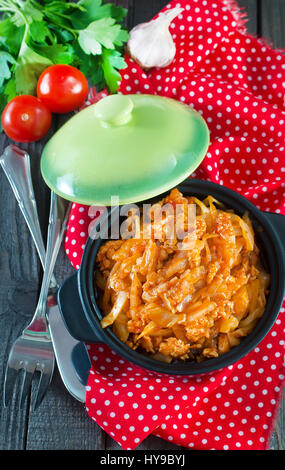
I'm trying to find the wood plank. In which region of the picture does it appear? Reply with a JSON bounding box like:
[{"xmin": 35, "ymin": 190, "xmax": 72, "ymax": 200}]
[
  {"xmin": 260, "ymin": 0, "xmax": 285, "ymax": 48},
  {"xmin": 114, "ymin": 0, "xmax": 133, "ymax": 29},
  {"xmin": 130, "ymin": 0, "xmax": 168, "ymax": 25},
  {"xmin": 106, "ymin": 434, "xmax": 183, "ymax": 451},
  {"xmin": 237, "ymin": 0, "xmax": 259, "ymax": 35},
  {"xmin": 0, "ymin": 131, "xmax": 51, "ymax": 449},
  {"xmin": 26, "ymin": 369, "xmax": 104, "ymax": 450}
]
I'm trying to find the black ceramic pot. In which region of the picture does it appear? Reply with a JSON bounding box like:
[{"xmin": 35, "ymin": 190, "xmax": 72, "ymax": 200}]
[{"xmin": 58, "ymin": 179, "xmax": 285, "ymax": 375}]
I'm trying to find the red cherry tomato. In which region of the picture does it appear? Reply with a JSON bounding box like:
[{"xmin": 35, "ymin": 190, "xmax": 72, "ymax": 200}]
[
  {"xmin": 1, "ymin": 95, "xmax": 52, "ymax": 143},
  {"xmin": 37, "ymin": 64, "xmax": 89, "ymax": 113}
]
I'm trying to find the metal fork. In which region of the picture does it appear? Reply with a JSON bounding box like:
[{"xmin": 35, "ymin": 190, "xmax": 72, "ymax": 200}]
[{"xmin": 1, "ymin": 145, "xmax": 70, "ymax": 410}]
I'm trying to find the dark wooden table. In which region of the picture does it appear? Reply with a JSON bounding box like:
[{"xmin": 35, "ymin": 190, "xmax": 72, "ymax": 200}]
[{"xmin": 0, "ymin": 0, "xmax": 284, "ymax": 451}]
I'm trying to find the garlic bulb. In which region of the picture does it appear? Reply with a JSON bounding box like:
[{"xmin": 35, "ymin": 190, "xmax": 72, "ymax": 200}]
[{"xmin": 127, "ymin": 7, "xmax": 184, "ymax": 70}]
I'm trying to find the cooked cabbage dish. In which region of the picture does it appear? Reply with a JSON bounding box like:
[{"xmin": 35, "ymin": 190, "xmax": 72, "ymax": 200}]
[{"xmin": 95, "ymin": 189, "xmax": 270, "ymax": 362}]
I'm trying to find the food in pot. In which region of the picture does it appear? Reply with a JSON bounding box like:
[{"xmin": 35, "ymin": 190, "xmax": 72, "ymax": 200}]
[{"xmin": 96, "ymin": 189, "xmax": 270, "ymax": 363}]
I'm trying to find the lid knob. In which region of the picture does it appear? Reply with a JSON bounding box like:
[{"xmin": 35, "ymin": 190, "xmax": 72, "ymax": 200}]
[{"xmin": 94, "ymin": 94, "xmax": 134, "ymax": 127}]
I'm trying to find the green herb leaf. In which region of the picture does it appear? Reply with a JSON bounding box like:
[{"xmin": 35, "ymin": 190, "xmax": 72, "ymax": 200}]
[
  {"xmin": 0, "ymin": 50, "xmax": 15, "ymax": 86},
  {"xmin": 0, "ymin": 19, "xmax": 25, "ymax": 56},
  {"xmin": 78, "ymin": 25, "xmax": 102, "ymax": 55},
  {"xmin": 14, "ymin": 40, "xmax": 52, "ymax": 95},
  {"xmin": 78, "ymin": 17, "xmax": 123, "ymax": 55},
  {"xmin": 4, "ymin": 77, "xmax": 16, "ymax": 100},
  {"xmin": 71, "ymin": 0, "xmax": 127, "ymax": 29},
  {"xmin": 23, "ymin": 2, "xmax": 44, "ymax": 23},
  {"xmin": 0, "ymin": 0, "xmax": 130, "ymax": 118},
  {"xmin": 11, "ymin": 2, "xmax": 43, "ymax": 27},
  {"xmin": 0, "ymin": 18, "xmax": 14, "ymax": 37},
  {"xmin": 113, "ymin": 27, "xmax": 129, "ymax": 47},
  {"xmin": 72, "ymin": 0, "xmax": 104, "ymax": 28},
  {"xmin": 32, "ymin": 43, "xmax": 75, "ymax": 64},
  {"xmin": 101, "ymin": 48, "xmax": 127, "ymax": 93},
  {"xmin": 0, "ymin": 90, "xmax": 7, "ymax": 131},
  {"xmin": 29, "ymin": 21, "xmax": 51, "ymax": 44},
  {"xmin": 54, "ymin": 29, "xmax": 74, "ymax": 44}
]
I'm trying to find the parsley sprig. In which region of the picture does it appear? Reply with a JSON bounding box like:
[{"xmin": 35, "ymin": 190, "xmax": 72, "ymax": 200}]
[{"xmin": 0, "ymin": 0, "xmax": 129, "ymax": 124}]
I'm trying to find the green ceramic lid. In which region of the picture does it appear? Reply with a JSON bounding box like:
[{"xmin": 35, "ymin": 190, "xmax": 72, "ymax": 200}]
[{"xmin": 41, "ymin": 94, "xmax": 209, "ymax": 206}]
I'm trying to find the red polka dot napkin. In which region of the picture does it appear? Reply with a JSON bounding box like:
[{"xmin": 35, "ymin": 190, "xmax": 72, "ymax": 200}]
[{"xmin": 64, "ymin": 0, "xmax": 285, "ymax": 450}]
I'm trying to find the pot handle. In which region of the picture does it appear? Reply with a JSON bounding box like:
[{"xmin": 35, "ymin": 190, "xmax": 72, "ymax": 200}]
[
  {"xmin": 262, "ymin": 211, "xmax": 285, "ymax": 249},
  {"xmin": 71, "ymin": 342, "xmax": 92, "ymax": 386},
  {"xmin": 58, "ymin": 272, "xmax": 102, "ymax": 343}
]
